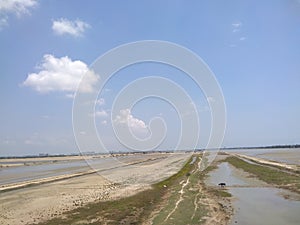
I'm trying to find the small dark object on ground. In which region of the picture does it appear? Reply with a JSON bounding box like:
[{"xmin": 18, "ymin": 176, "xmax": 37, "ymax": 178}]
[{"xmin": 218, "ymin": 182, "xmax": 226, "ymax": 187}]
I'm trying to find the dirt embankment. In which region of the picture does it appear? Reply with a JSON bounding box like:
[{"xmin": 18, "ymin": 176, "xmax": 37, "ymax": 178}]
[{"xmin": 226, "ymin": 152, "xmax": 300, "ymax": 173}]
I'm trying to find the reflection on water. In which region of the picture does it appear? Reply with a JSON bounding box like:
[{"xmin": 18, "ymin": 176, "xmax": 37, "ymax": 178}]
[
  {"xmin": 205, "ymin": 162, "xmax": 248, "ymax": 186},
  {"xmin": 0, "ymin": 157, "xmax": 116, "ymax": 185},
  {"xmin": 0, "ymin": 154, "xmax": 172, "ymax": 186},
  {"xmin": 230, "ymin": 187, "xmax": 300, "ymax": 225},
  {"xmin": 207, "ymin": 162, "xmax": 300, "ymax": 225}
]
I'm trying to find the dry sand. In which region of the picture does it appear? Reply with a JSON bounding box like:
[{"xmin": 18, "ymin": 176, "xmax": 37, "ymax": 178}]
[
  {"xmin": 0, "ymin": 153, "xmax": 189, "ymax": 225},
  {"xmin": 228, "ymin": 152, "xmax": 300, "ymax": 172}
]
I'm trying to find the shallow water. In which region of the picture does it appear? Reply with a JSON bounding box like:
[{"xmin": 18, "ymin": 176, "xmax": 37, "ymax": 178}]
[
  {"xmin": 206, "ymin": 162, "xmax": 300, "ymax": 225},
  {"xmin": 205, "ymin": 162, "xmax": 249, "ymax": 186},
  {"xmin": 230, "ymin": 187, "xmax": 300, "ymax": 225},
  {"xmin": 0, "ymin": 156, "xmax": 125, "ymax": 185},
  {"xmin": 227, "ymin": 148, "xmax": 300, "ymax": 165},
  {"xmin": 0, "ymin": 154, "xmax": 179, "ymax": 186}
]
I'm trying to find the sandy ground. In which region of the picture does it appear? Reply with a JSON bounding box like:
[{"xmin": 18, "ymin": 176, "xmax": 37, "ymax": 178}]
[
  {"xmin": 0, "ymin": 153, "xmax": 189, "ymax": 225},
  {"xmin": 256, "ymin": 150, "xmax": 300, "ymax": 165},
  {"xmin": 227, "ymin": 152, "xmax": 300, "ymax": 172},
  {"xmin": 0, "ymin": 156, "xmax": 92, "ymax": 168},
  {"xmin": 0, "ymin": 154, "xmax": 136, "ymax": 168}
]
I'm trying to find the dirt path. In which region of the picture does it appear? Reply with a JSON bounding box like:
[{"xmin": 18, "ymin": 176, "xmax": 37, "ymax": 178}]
[
  {"xmin": 227, "ymin": 152, "xmax": 299, "ymax": 173},
  {"xmin": 164, "ymin": 177, "xmax": 191, "ymax": 221},
  {"xmin": 146, "ymin": 154, "xmax": 232, "ymax": 225}
]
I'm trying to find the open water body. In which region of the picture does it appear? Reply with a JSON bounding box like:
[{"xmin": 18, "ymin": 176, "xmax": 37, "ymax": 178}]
[
  {"xmin": 206, "ymin": 162, "xmax": 300, "ymax": 225},
  {"xmin": 0, "ymin": 156, "xmax": 138, "ymax": 186}
]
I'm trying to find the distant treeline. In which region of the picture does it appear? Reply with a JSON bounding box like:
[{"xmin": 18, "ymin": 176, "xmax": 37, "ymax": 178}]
[
  {"xmin": 222, "ymin": 144, "xmax": 300, "ymax": 150},
  {"xmin": 1, "ymin": 144, "xmax": 299, "ymax": 159}
]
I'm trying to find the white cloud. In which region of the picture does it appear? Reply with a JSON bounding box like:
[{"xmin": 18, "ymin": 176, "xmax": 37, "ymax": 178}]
[
  {"xmin": 101, "ymin": 120, "xmax": 107, "ymax": 125},
  {"xmin": 65, "ymin": 93, "xmax": 75, "ymax": 99},
  {"xmin": 232, "ymin": 22, "xmax": 242, "ymax": 32},
  {"xmin": 52, "ymin": 18, "xmax": 90, "ymax": 37},
  {"xmin": 207, "ymin": 96, "xmax": 215, "ymax": 104},
  {"xmin": 114, "ymin": 109, "xmax": 147, "ymax": 131},
  {"xmin": 96, "ymin": 98, "xmax": 105, "ymax": 106},
  {"xmin": 95, "ymin": 110, "xmax": 108, "ymax": 117},
  {"xmin": 240, "ymin": 37, "xmax": 246, "ymax": 41},
  {"xmin": 89, "ymin": 109, "xmax": 109, "ymax": 118},
  {"xmin": 23, "ymin": 54, "xmax": 99, "ymax": 93},
  {"xmin": 0, "ymin": 16, "xmax": 8, "ymax": 29},
  {"xmin": 232, "ymin": 22, "xmax": 242, "ymax": 28},
  {"xmin": 0, "ymin": 0, "xmax": 37, "ymax": 29}
]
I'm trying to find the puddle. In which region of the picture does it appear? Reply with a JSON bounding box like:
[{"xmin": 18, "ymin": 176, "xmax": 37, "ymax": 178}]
[
  {"xmin": 229, "ymin": 187, "xmax": 300, "ymax": 225},
  {"xmin": 206, "ymin": 162, "xmax": 300, "ymax": 225},
  {"xmin": 205, "ymin": 162, "xmax": 264, "ymax": 187}
]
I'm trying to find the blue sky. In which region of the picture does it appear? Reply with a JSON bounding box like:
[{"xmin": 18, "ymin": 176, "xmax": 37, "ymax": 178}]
[{"xmin": 0, "ymin": 0, "xmax": 300, "ymax": 156}]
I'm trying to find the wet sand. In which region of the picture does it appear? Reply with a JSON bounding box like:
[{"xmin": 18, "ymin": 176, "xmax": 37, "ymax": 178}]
[
  {"xmin": 0, "ymin": 153, "xmax": 190, "ymax": 225},
  {"xmin": 227, "ymin": 148, "xmax": 300, "ymax": 165},
  {"xmin": 227, "ymin": 152, "xmax": 299, "ymax": 172}
]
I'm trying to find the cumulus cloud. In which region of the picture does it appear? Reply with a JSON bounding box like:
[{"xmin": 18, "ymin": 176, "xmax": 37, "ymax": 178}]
[
  {"xmin": 52, "ymin": 18, "xmax": 90, "ymax": 37},
  {"xmin": 0, "ymin": 0, "xmax": 37, "ymax": 29},
  {"xmin": 114, "ymin": 109, "xmax": 147, "ymax": 131},
  {"xmin": 23, "ymin": 54, "xmax": 99, "ymax": 94}
]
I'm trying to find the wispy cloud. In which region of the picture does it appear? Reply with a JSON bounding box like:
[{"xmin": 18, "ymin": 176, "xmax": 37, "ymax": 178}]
[
  {"xmin": 23, "ymin": 54, "xmax": 99, "ymax": 94},
  {"xmin": 230, "ymin": 21, "xmax": 247, "ymax": 47},
  {"xmin": 232, "ymin": 22, "xmax": 242, "ymax": 32},
  {"xmin": 0, "ymin": 0, "xmax": 37, "ymax": 29},
  {"xmin": 96, "ymin": 98, "xmax": 105, "ymax": 106},
  {"xmin": 95, "ymin": 110, "xmax": 108, "ymax": 117},
  {"xmin": 207, "ymin": 96, "xmax": 215, "ymax": 104},
  {"xmin": 40, "ymin": 115, "xmax": 50, "ymax": 119},
  {"xmin": 232, "ymin": 22, "xmax": 242, "ymax": 28},
  {"xmin": 52, "ymin": 18, "xmax": 90, "ymax": 37}
]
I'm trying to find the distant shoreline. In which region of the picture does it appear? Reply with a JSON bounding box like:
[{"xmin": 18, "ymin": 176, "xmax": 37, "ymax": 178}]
[{"xmin": 0, "ymin": 144, "xmax": 299, "ymax": 159}]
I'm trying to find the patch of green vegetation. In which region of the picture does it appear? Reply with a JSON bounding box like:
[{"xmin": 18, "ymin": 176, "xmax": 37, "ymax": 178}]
[
  {"xmin": 154, "ymin": 156, "xmax": 193, "ymax": 189},
  {"xmin": 39, "ymin": 154, "xmax": 231, "ymax": 225},
  {"xmin": 152, "ymin": 156, "xmax": 208, "ymax": 225},
  {"xmin": 38, "ymin": 156, "xmax": 199, "ymax": 225},
  {"xmin": 224, "ymin": 156, "xmax": 300, "ymax": 194},
  {"xmin": 207, "ymin": 188, "xmax": 232, "ymax": 198}
]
